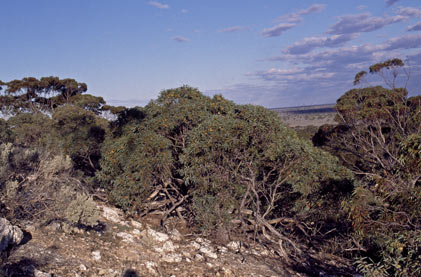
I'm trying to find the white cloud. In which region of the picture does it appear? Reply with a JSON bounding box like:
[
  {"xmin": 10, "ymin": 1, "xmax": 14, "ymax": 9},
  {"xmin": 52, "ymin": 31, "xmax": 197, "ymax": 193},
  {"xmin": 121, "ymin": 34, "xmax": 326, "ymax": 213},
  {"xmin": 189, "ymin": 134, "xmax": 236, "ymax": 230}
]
[
  {"xmin": 263, "ymin": 4, "xmax": 326, "ymax": 37},
  {"xmin": 299, "ymin": 4, "xmax": 326, "ymax": 15},
  {"xmin": 395, "ymin": 6, "xmax": 421, "ymax": 18},
  {"xmin": 284, "ymin": 34, "xmax": 359, "ymax": 54},
  {"xmin": 329, "ymin": 13, "xmax": 407, "ymax": 34},
  {"xmin": 270, "ymin": 34, "xmax": 421, "ymax": 70},
  {"xmin": 148, "ymin": 1, "xmax": 169, "ymax": 9},
  {"xmin": 408, "ymin": 22, "xmax": 421, "ymax": 31},
  {"xmin": 262, "ymin": 23, "xmax": 296, "ymax": 37},
  {"xmin": 277, "ymin": 3, "xmax": 326, "ymax": 23},
  {"xmin": 172, "ymin": 36, "xmax": 189, "ymax": 42},
  {"xmin": 218, "ymin": 26, "xmax": 243, "ymax": 33},
  {"xmin": 255, "ymin": 69, "xmax": 334, "ymax": 82}
]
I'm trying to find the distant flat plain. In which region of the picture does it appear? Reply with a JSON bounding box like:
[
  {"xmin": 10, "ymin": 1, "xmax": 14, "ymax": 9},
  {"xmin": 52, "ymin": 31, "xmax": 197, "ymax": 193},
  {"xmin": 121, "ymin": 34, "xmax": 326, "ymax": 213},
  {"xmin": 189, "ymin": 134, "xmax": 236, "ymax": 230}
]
[{"xmin": 271, "ymin": 104, "xmax": 336, "ymax": 127}]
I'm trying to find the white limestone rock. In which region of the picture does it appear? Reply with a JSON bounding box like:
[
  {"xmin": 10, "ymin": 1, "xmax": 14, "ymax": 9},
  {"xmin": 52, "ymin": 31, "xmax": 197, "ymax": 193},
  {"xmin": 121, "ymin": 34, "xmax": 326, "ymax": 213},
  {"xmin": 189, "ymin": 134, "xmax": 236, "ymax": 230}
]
[
  {"xmin": 101, "ymin": 206, "xmax": 128, "ymax": 226},
  {"xmin": 130, "ymin": 220, "xmax": 143, "ymax": 229},
  {"xmin": 116, "ymin": 232, "xmax": 135, "ymax": 243},
  {"xmin": 92, "ymin": 250, "xmax": 101, "ymax": 261},
  {"xmin": 0, "ymin": 217, "xmax": 23, "ymax": 252},
  {"xmin": 146, "ymin": 228, "xmax": 169, "ymax": 242},
  {"xmin": 227, "ymin": 241, "xmax": 241, "ymax": 252},
  {"xmin": 161, "ymin": 253, "xmax": 183, "ymax": 263},
  {"xmin": 199, "ymin": 246, "xmax": 218, "ymax": 259}
]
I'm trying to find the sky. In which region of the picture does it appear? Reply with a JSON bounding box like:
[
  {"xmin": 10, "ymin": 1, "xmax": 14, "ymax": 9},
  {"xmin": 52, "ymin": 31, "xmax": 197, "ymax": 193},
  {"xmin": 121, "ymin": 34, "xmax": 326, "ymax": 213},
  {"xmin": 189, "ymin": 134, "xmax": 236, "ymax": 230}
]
[{"xmin": 1, "ymin": 0, "xmax": 421, "ymax": 108}]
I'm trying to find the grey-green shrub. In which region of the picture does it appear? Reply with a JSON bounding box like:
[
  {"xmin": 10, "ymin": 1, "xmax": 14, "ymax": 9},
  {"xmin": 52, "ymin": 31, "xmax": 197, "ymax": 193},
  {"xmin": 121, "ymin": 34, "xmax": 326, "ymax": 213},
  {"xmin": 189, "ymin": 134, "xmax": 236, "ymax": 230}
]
[
  {"xmin": 98, "ymin": 87, "xmax": 352, "ymax": 237},
  {"xmin": 0, "ymin": 143, "xmax": 99, "ymax": 227}
]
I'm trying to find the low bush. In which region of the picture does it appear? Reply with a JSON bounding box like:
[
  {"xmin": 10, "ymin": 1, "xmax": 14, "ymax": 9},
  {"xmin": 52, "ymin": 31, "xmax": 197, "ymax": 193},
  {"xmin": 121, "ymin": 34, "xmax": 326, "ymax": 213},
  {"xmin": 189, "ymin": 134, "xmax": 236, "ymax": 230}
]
[{"xmin": 0, "ymin": 143, "xmax": 99, "ymax": 227}]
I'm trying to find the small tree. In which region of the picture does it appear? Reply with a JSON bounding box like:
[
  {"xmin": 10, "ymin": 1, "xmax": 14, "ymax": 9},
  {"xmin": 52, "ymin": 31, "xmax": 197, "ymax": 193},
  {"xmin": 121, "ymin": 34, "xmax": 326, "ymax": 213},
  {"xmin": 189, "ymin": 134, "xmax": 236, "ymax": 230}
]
[{"xmin": 353, "ymin": 58, "xmax": 409, "ymax": 89}]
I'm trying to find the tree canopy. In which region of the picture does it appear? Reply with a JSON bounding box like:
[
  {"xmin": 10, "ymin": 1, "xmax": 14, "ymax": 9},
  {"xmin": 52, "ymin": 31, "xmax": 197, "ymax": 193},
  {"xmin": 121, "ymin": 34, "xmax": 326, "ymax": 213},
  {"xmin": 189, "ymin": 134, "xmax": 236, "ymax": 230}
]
[{"xmin": 0, "ymin": 76, "xmax": 87, "ymax": 115}]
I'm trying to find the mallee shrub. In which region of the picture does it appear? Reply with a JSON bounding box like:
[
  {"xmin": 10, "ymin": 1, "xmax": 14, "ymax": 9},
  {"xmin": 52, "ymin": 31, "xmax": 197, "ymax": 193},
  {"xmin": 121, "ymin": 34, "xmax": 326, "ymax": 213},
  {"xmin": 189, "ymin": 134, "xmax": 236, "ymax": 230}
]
[{"xmin": 98, "ymin": 87, "xmax": 353, "ymax": 239}]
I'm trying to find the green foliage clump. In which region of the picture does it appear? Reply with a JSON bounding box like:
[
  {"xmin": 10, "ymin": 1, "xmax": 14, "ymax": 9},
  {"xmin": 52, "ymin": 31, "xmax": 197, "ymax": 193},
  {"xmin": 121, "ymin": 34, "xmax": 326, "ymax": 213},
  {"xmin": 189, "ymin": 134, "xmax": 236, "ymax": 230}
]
[
  {"xmin": 52, "ymin": 105, "xmax": 108, "ymax": 175},
  {"xmin": 68, "ymin": 94, "xmax": 106, "ymax": 114},
  {"xmin": 7, "ymin": 113, "xmax": 56, "ymax": 149},
  {"xmin": 64, "ymin": 189, "xmax": 99, "ymax": 227},
  {"xmin": 0, "ymin": 119, "xmax": 13, "ymax": 144},
  {"xmin": 314, "ymin": 86, "xmax": 420, "ymax": 189},
  {"xmin": 99, "ymin": 130, "xmax": 173, "ymax": 212},
  {"xmin": 182, "ymin": 107, "xmax": 351, "ymax": 232}
]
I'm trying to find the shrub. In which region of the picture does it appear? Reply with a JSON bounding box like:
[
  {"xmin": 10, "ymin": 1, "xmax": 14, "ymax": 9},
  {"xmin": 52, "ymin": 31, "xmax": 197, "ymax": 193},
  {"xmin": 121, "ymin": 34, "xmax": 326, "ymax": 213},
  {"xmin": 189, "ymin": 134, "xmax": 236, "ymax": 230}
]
[
  {"xmin": 52, "ymin": 105, "xmax": 108, "ymax": 176},
  {"xmin": 0, "ymin": 143, "xmax": 99, "ymax": 227},
  {"xmin": 182, "ymin": 107, "xmax": 352, "ymax": 236},
  {"xmin": 7, "ymin": 113, "xmax": 56, "ymax": 149},
  {"xmin": 98, "ymin": 129, "xmax": 173, "ymax": 212},
  {"xmin": 64, "ymin": 188, "xmax": 99, "ymax": 227},
  {"xmin": 98, "ymin": 87, "xmax": 353, "ymax": 253},
  {"xmin": 0, "ymin": 119, "xmax": 13, "ymax": 143}
]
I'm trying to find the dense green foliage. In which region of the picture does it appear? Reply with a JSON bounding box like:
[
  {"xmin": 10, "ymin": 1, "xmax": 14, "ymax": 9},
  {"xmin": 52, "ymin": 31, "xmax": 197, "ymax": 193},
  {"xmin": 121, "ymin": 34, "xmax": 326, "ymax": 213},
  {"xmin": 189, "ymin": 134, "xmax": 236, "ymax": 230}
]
[{"xmin": 52, "ymin": 105, "xmax": 108, "ymax": 175}]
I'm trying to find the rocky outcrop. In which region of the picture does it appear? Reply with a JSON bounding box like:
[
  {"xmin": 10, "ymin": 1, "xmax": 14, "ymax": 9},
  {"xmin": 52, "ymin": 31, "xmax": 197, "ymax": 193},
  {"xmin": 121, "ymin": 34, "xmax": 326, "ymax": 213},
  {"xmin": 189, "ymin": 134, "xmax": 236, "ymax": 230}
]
[
  {"xmin": 0, "ymin": 217, "xmax": 23, "ymax": 253},
  {"xmin": 2, "ymin": 204, "xmax": 356, "ymax": 276}
]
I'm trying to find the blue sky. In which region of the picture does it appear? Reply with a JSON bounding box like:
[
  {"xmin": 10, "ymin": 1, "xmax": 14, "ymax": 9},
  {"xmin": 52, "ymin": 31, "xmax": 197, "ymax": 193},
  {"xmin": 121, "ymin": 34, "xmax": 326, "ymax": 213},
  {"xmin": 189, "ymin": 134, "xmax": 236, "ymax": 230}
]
[{"xmin": 1, "ymin": 0, "xmax": 421, "ymax": 108}]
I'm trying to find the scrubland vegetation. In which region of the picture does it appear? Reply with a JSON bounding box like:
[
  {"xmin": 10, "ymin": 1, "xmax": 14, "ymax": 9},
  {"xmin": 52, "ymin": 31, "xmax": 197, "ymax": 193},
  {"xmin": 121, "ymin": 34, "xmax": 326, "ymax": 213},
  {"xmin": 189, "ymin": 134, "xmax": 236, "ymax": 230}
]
[{"xmin": 0, "ymin": 59, "xmax": 420, "ymax": 276}]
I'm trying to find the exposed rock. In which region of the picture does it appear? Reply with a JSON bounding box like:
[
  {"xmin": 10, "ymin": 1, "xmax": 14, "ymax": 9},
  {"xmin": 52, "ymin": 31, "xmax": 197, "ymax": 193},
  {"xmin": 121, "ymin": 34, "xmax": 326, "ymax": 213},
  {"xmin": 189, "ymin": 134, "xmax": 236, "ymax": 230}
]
[
  {"xmin": 0, "ymin": 217, "xmax": 23, "ymax": 252},
  {"xmin": 170, "ymin": 229, "xmax": 182, "ymax": 241},
  {"xmin": 194, "ymin": 253, "xmax": 205, "ymax": 262},
  {"xmin": 116, "ymin": 232, "xmax": 135, "ymax": 243},
  {"xmin": 155, "ymin": 240, "xmax": 178, "ymax": 253},
  {"xmin": 45, "ymin": 222, "xmax": 61, "ymax": 232},
  {"xmin": 145, "ymin": 227, "xmax": 169, "ymax": 242},
  {"xmin": 131, "ymin": 228, "xmax": 141, "ymax": 235},
  {"xmin": 227, "ymin": 241, "xmax": 241, "ymax": 252},
  {"xmin": 130, "ymin": 220, "xmax": 143, "ymax": 229},
  {"xmin": 92, "ymin": 250, "xmax": 101, "ymax": 261},
  {"xmin": 217, "ymin": 245, "xmax": 228, "ymax": 254},
  {"xmin": 161, "ymin": 252, "xmax": 183, "ymax": 263},
  {"xmin": 34, "ymin": 269, "xmax": 53, "ymax": 277},
  {"xmin": 145, "ymin": 261, "xmax": 159, "ymax": 276},
  {"xmin": 1, "ymin": 203, "xmax": 356, "ymax": 276},
  {"xmin": 189, "ymin": 241, "xmax": 201, "ymax": 250},
  {"xmin": 101, "ymin": 205, "xmax": 128, "ymax": 226},
  {"xmin": 196, "ymin": 237, "xmax": 210, "ymax": 244},
  {"xmin": 200, "ymin": 245, "xmax": 218, "ymax": 259}
]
